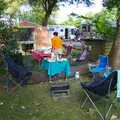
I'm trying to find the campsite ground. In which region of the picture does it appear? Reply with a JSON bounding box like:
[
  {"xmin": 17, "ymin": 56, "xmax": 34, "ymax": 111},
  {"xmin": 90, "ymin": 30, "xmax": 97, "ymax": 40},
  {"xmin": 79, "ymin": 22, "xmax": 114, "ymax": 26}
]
[
  {"xmin": 0, "ymin": 54, "xmax": 119, "ymax": 120},
  {"xmin": 0, "ymin": 75, "xmax": 119, "ymax": 120}
]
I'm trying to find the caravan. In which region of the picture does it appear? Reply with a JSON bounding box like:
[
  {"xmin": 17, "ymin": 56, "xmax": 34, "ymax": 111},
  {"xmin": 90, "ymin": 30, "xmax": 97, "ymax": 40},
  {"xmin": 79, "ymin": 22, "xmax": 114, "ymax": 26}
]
[{"xmin": 47, "ymin": 25, "xmax": 76, "ymax": 40}]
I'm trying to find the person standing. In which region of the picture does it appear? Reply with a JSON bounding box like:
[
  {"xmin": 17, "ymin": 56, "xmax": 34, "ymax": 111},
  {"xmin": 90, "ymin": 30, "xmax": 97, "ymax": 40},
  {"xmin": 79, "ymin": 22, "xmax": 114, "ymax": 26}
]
[{"xmin": 51, "ymin": 32, "xmax": 63, "ymax": 55}]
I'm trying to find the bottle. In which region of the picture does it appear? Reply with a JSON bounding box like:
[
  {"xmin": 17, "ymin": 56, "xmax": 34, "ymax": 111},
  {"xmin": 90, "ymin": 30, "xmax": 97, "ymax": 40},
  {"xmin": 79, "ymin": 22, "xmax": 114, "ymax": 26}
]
[
  {"xmin": 56, "ymin": 54, "xmax": 59, "ymax": 61},
  {"xmin": 75, "ymin": 71, "xmax": 80, "ymax": 80},
  {"xmin": 51, "ymin": 52, "xmax": 54, "ymax": 60}
]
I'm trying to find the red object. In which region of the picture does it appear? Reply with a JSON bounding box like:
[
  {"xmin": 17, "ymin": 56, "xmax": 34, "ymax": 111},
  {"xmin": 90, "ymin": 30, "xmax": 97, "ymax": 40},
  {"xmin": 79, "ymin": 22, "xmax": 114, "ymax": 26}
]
[
  {"xmin": 18, "ymin": 21, "xmax": 38, "ymax": 27},
  {"xmin": 32, "ymin": 51, "xmax": 51, "ymax": 62}
]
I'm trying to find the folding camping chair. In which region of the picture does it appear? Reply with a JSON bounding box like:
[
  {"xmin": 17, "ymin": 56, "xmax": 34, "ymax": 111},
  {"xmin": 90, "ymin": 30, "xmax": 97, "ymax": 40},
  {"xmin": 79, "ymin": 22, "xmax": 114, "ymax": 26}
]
[
  {"xmin": 76, "ymin": 47, "xmax": 89, "ymax": 61},
  {"xmin": 73, "ymin": 46, "xmax": 89, "ymax": 64},
  {"xmin": 89, "ymin": 55, "xmax": 111, "ymax": 80},
  {"xmin": 80, "ymin": 71, "xmax": 117, "ymax": 120},
  {"xmin": 4, "ymin": 55, "xmax": 32, "ymax": 90}
]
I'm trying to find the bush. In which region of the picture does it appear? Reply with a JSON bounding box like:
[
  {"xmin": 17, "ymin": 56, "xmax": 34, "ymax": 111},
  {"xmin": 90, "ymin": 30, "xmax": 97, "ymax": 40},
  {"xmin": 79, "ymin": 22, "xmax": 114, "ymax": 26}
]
[
  {"xmin": 72, "ymin": 48, "xmax": 82, "ymax": 58},
  {"xmin": 0, "ymin": 68, "xmax": 7, "ymax": 75}
]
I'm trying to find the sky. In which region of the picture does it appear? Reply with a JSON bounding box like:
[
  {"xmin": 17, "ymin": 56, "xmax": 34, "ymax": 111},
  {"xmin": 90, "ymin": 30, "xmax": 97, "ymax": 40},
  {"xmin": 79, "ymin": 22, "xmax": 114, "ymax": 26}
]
[{"xmin": 56, "ymin": 0, "xmax": 103, "ymax": 23}]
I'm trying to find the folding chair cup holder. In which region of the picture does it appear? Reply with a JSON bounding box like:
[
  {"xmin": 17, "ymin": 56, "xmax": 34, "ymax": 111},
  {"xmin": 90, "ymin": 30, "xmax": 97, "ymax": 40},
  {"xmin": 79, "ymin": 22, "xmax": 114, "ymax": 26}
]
[{"xmin": 80, "ymin": 71, "xmax": 117, "ymax": 120}]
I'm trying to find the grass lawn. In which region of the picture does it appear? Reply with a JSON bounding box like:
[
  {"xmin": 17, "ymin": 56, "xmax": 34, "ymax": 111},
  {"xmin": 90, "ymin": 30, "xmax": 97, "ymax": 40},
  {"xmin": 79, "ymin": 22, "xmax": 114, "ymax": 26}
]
[
  {"xmin": 0, "ymin": 55, "xmax": 120, "ymax": 120},
  {"xmin": 0, "ymin": 77, "xmax": 120, "ymax": 120}
]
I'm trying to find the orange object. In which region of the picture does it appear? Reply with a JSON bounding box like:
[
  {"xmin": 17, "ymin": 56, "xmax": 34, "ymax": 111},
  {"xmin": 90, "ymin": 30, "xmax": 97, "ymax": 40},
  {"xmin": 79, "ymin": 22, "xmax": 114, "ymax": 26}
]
[{"xmin": 51, "ymin": 36, "xmax": 62, "ymax": 50}]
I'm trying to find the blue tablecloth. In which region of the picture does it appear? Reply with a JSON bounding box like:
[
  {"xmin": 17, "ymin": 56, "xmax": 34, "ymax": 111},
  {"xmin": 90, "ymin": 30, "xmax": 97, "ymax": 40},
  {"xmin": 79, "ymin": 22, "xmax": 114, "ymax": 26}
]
[{"xmin": 41, "ymin": 59, "xmax": 71, "ymax": 77}]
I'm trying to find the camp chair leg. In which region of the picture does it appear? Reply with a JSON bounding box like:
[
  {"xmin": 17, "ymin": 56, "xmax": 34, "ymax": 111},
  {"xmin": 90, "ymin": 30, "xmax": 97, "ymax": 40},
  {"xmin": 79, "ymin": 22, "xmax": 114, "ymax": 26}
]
[
  {"xmin": 83, "ymin": 90, "xmax": 105, "ymax": 120},
  {"xmin": 81, "ymin": 97, "xmax": 88, "ymax": 108},
  {"xmin": 65, "ymin": 75, "xmax": 67, "ymax": 80},
  {"xmin": 12, "ymin": 80, "xmax": 21, "ymax": 87},
  {"xmin": 49, "ymin": 76, "xmax": 52, "ymax": 81},
  {"xmin": 105, "ymin": 104, "xmax": 112, "ymax": 120},
  {"xmin": 6, "ymin": 79, "xmax": 21, "ymax": 92},
  {"xmin": 92, "ymin": 73, "xmax": 99, "ymax": 81},
  {"xmin": 10, "ymin": 84, "xmax": 21, "ymax": 92}
]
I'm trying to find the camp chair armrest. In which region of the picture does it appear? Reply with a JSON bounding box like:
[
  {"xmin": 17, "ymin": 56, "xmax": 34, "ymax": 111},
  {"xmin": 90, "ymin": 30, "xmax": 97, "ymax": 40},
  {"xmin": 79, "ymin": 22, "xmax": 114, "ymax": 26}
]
[
  {"xmin": 88, "ymin": 63, "xmax": 97, "ymax": 71},
  {"xmin": 88, "ymin": 63, "xmax": 96, "ymax": 67}
]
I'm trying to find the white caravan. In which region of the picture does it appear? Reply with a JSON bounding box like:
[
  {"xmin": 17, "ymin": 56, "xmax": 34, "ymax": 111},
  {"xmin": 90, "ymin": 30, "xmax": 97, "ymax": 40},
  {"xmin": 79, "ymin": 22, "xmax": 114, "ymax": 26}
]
[{"xmin": 47, "ymin": 25, "xmax": 76, "ymax": 40}]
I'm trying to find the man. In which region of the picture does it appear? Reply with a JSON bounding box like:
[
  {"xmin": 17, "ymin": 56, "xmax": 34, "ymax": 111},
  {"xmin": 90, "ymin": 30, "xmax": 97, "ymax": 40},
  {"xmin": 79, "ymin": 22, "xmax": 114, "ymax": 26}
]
[{"xmin": 51, "ymin": 32, "xmax": 63, "ymax": 55}]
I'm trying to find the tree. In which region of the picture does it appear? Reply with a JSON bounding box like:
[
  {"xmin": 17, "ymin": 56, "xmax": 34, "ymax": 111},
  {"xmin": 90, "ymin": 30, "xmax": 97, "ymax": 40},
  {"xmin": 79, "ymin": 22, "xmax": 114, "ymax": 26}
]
[
  {"xmin": 95, "ymin": 9, "xmax": 117, "ymax": 40},
  {"xmin": 60, "ymin": 12, "xmax": 94, "ymax": 27},
  {"xmin": 60, "ymin": 15, "xmax": 77, "ymax": 26},
  {"xmin": 28, "ymin": 0, "xmax": 93, "ymax": 26},
  {"xmin": 0, "ymin": 0, "xmax": 7, "ymax": 14},
  {"xmin": 5, "ymin": 0, "xmax": 28, "ymax": 16},
  {"xmin": 0, "ymin": 0, "xmax": 20, "ymax": 55},
  {"xmin": 15, "ymin": 7, "xmax": 56, "ymax": 25},
  {"xmin": 0, "ymin": 0, "xmax": 8, "ymax": 54},
  {"xmin": 103, "ymin": 0, "xmax": 120, "ymax": 69},
  {"xmin": 69, "ymin": 9, "xmax": 117, "ymax": 39},
  {"xmin": 16, "ymin": 8, "xmax": 44, "ymax": 25}
]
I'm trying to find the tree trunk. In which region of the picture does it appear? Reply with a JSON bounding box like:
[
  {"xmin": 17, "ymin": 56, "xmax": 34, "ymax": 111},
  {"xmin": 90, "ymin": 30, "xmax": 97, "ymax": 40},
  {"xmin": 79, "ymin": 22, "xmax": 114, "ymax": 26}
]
[
  {"xmin": 109, "ymin": 22, "xmax": 120, "ymax": 69},
  {"xmin": 42, "ymin": 13, "xmax": 50, "ymax": 27}
]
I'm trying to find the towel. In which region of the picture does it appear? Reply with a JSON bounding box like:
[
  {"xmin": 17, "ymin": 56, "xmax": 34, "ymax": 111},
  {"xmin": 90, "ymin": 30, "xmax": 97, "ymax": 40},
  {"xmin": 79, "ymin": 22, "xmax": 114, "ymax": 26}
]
[{"xmin": 117, "ymin": 70, "xmax": 120, "ymax": 98}]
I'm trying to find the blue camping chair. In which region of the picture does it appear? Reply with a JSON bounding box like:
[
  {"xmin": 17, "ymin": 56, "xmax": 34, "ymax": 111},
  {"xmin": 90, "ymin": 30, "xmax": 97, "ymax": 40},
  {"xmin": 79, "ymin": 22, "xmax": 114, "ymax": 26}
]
[
  {"xmin": 80, "ymin": 71, "xmax": 117, "ymax": 120},
  {"xmin": 4, "ymin": 55, "xmax": 32, "ymax": 88},
  {"xmin": 89, "ymin": 56, "xmax": 111, "ymax": 79}
]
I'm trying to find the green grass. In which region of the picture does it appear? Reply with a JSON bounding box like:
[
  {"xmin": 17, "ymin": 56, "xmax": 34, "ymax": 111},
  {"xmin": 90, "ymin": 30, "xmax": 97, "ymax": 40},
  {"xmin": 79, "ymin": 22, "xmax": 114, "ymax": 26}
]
[
  {"xmin": 0, "ymin": 55, "xmax": 120, "ymax": 120},
  {"xmin": 0, "ymin": 78, "xmax": 119, "ymax": 120},
  {"xmin": 72, "ymin": 48, "xmax": 82, "ymax": 58},
  {"xmin": 0, "ymin": 68, "xmax": 8, "ymax": 75}
]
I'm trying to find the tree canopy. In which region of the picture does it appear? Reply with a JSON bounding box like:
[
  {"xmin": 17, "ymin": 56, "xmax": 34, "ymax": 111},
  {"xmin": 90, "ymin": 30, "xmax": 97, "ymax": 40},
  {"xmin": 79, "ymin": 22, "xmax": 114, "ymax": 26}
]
[
  {"xmin": 103, "ymin": 0, "xmax": 120, "ymax": 9},
  {"xmin": 16, "ymin": 7, "xmax": 57, "ymax": 25},
  {"xmin": 103, "ymin": 0, "xmax": 120, "ymax": 25},
  {"xmin": 0, "ymin": 0, "xmax": 7, "ymax": 15},
  {"xmin": 4, "ymin": 0, "xmax": 27, "ymax": 16},
  {"xmin": 28, "ymin": 0, "xmax": 94, "ymax": 26},
  {"xmin": 103, "ymin": 0, "xmax": 120, "ymax": 68}
]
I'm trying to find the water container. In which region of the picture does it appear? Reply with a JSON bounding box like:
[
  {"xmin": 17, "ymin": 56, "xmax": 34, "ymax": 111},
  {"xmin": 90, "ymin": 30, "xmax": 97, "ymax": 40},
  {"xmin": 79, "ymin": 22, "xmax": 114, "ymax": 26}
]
[{"xmin": 75, "ymin": 71, "xmax": 80, "ymax": 80}]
